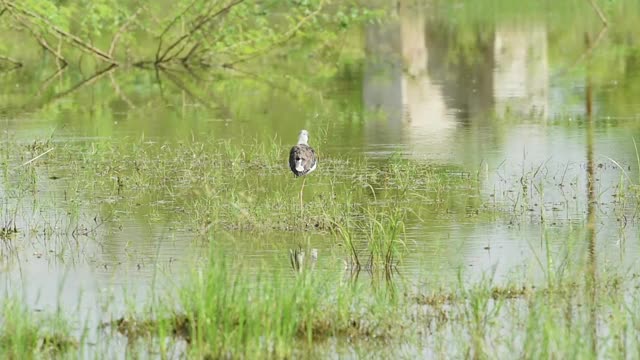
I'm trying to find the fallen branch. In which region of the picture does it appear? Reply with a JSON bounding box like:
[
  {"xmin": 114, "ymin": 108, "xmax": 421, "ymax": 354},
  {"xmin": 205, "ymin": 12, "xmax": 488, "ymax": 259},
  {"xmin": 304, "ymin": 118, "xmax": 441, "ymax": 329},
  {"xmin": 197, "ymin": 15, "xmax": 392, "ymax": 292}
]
[
  {"xmin": 9, "ymin": 65, "xmax": 116, "ymax": 115},
  {"xmin": 5, "ymin": 1, "xmax": 117, "ymax": 64},
  {"xmin": 49, "ymin": 64, "xmax": 117, "ymax": 101},
  {"xmin": 10, "ymin": 10, "xmax": 68, "ymax": 66}
]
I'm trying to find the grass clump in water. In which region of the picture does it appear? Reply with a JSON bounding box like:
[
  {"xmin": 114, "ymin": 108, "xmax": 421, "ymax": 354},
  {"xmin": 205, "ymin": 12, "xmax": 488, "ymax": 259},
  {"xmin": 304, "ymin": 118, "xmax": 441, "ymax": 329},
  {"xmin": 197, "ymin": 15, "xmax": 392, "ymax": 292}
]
[
  {"xmin": 332, "ymin": 206, "xmax": 408, "ymax": 274},
  {"xmin": 112, "ymin": 243, "xmax": 408, "ymax": 359},
  {"xmin": 177, "ymin": 252, "xmax": 405, "ymax": 358}
]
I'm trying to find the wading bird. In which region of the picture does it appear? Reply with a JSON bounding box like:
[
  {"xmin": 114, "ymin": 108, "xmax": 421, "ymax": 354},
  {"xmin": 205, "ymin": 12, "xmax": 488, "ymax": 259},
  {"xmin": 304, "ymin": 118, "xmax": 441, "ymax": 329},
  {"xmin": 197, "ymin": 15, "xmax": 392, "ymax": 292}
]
[{"xmin": 289, "ymin": 129, "xmax": 317, "ymax": 211}]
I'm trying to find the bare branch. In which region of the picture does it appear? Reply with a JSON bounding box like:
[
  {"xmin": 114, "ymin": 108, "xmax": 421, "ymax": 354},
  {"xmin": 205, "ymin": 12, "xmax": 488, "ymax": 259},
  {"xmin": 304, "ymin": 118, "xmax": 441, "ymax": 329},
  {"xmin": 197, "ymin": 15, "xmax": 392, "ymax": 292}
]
[
  {"xmin": 46, "ymin": 65, "xmax": 117, "ymax": 102},
  {"xmin": 156, "ymin": 1, "xmax": 216, "ymax": 63},
  {"xmin": 109, "ymin": 7, "xmax": 143, "ymax": 57},
  {"xmin": 109, "ymin": 71, "xmax": 135, "ymax": 108},
  {"xmin": 162, "ymin": 40, "xmax": 190, "ymax": 63},
  {"xmin": 9, "ymin": 10, "xmax": 68, "ymax": 66},
  {"xmin": 37, "ymin": 35, "xmax": 67, "ymax": 66},
  {"xmin": 154, "ymin": 65, "xmax": 166, "ymax": 101},
  {"xmin": 155, "ymin": 0, "xmax": 199, "ymax": 63},
  {"xmin": 181, "ymin": 43, "xmax": 200, "ymax": 63},
  {"xmin": 0, "ymin": 54, "xmax": 22, "ymax": 68},
  {"xmin": 56, "ymin": 34, "xmax": 64, "ymax": 69},
  {"xmin": 157, "ymin": 0, "xmax": 245, "ymax": 64},
  {"xmin": 5, "ymin": 1, "xmax": 117, "ymax": 64},
  {"xmin": 587, "ymin": 0, "xmax": 608, "ymax": 26},
  {"xmin": 4, "ymin": 65, "xmax": 115, "ymax": 115}
]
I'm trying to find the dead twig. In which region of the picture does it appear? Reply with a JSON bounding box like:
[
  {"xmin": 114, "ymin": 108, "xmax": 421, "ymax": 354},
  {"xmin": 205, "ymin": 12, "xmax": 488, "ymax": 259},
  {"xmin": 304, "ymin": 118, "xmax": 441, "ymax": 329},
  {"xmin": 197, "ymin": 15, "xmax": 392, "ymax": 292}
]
[
  {"xmin": 181, "ymin": 42, "xmax": 200, "ymax": 64},
  {"xmin": 0, "ymin": 54, "xmax": 22, "ymax": 68},
  {"xmin": 587, "ymin": 0, "xmax": 608, "ymax": 26}
]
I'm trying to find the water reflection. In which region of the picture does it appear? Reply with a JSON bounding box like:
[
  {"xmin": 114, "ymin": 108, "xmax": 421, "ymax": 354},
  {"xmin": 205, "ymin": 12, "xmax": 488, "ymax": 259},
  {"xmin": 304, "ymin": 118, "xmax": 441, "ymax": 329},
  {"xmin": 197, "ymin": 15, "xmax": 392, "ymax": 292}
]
[
  {"xmin": 363, "ymin": 2, "xmax": 554, "ymax": 163},
  {"xmin": 361, "ymin": 0, "xmax": 638, "ymax": 286},
  {"xmin": 493, "ymin": 24, "xmax": 548, "ymax": 118},
  {"xmin": 585, "ymin": 32, "xmax": 598, "ymax": 355}
]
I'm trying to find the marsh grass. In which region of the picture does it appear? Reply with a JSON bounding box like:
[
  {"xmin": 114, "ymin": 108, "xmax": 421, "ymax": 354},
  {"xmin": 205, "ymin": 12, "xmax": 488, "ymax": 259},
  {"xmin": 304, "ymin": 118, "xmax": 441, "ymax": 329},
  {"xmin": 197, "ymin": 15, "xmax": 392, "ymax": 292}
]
[
  {"xmin": 100, "ymin": 241, "xmax": 640, "ymax": 359},
  {"xmin": 2, "ymin": 137, "xmax": 480, "ymax": 238},
  {"xmin": 364, "ymin": 207, "xmax": 407, "ymax": 272},
  {"xmin": 417, "ymin": 272, "xmax": 640, "ymax": 358},
  {"xmin": 0, "ymin": 298, "xmax": 77, "ymax": 358},
  {"xmin": 106, "ymin": 243, "xmax": 408, "ymax": 359},
  {"xmin": 331, "ymin": 204, "xmax": 408, "ymax": 276},
  {"xmin": 3, "ymin": 136, "xmax": 640, "ymax": 358}
]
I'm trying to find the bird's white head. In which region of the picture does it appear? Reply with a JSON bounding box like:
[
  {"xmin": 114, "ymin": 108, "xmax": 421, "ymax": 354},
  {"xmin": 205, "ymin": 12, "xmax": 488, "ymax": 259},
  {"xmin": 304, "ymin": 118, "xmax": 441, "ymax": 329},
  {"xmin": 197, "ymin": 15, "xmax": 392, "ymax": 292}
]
[{"xmin": 297, "ymin": 129, "xmax": 309, "ymax": 145}]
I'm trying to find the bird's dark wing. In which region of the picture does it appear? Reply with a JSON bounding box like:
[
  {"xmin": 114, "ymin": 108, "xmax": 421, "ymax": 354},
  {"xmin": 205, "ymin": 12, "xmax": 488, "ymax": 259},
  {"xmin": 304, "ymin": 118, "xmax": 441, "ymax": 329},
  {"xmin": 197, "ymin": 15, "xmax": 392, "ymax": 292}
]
[
  {"xmin": 289, "ymin": 146, "xmax": 299, "ymax": 175},
  {"xmin": 289, "ymin": 144, "xmax": 317, "ymax": 176}
]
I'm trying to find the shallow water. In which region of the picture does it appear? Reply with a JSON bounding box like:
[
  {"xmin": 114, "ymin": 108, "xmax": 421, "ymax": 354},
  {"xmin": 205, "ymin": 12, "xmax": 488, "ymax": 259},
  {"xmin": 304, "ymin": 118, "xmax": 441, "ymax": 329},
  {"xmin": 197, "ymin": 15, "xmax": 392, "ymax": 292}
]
[{"xmin": 2, "ymin": 0, "xmax": 640, "ymax": 356}]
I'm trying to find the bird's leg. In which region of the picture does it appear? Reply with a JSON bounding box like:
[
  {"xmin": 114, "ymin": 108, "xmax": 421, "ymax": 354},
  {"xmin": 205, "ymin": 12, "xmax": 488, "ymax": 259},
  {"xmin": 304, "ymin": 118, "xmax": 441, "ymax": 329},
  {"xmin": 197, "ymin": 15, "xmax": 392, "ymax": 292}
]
[{"xmin": 300, "ymin": 177, "xmax": 307, "ymax": 216}]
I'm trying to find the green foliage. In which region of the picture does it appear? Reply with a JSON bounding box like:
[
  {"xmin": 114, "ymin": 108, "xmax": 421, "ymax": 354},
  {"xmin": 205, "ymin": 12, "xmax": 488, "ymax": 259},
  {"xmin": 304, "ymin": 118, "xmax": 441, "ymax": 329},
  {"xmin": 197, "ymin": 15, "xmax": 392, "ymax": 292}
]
[{"xmin": 0, "ymin": 0, "xmax": 383, "ymax": 66}]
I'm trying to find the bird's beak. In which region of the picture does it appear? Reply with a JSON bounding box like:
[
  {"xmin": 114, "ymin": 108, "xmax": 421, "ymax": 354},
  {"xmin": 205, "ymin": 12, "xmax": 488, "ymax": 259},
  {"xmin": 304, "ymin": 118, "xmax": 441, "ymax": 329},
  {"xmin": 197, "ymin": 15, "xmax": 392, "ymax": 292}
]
[{"xmin": 295, "ymin": 160, "xmax": 304, "ymax": 172}]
